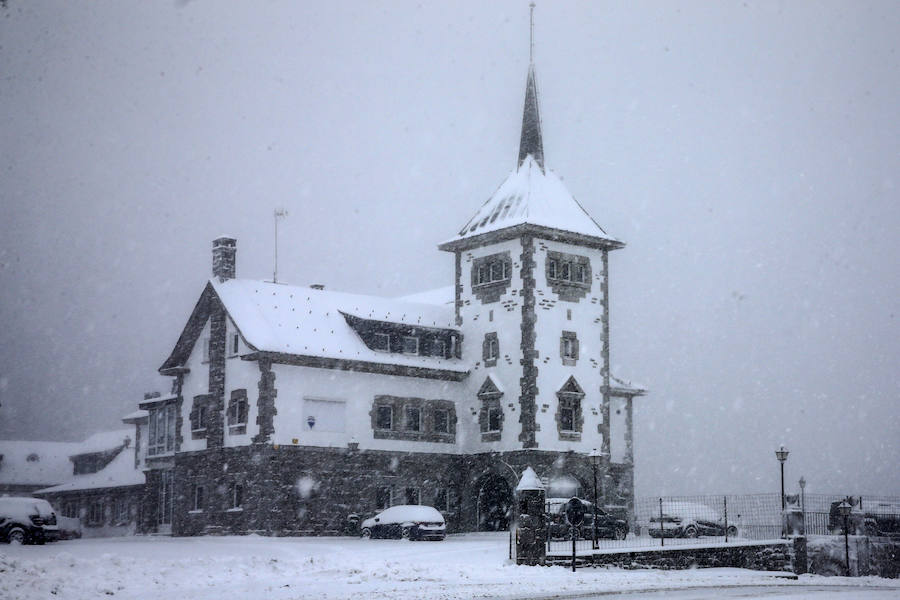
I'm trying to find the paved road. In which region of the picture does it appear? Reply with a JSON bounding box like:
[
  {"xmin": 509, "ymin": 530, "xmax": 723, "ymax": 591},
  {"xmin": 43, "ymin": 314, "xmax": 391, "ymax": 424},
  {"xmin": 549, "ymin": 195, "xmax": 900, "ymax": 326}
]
[{"xmin": 543, "ymin": 585, "xmax": 900, "ymax": 599}]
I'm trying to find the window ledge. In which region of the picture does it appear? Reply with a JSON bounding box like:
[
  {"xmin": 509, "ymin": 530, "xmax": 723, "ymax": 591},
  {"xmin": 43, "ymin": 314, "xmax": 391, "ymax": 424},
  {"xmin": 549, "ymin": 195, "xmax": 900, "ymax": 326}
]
[
  {"xmin": 228, "ymin": 425, "xmax": 247, "ymax": 435},
  {"xmin": 191, "ymin": 428, "xmax": 207, "ymax": 433},
  {"xmin": 225, "ymin": 507, "xmax": 244, "ymax": 513},
  {"xmin": 146, "ymin": 451, "xmax": 175, "ymax": 458},
  {"xmin": 188, "ymin": 510, "xmax": 204, "ymax": 515},
  {"xmin": 473, "ymin": 279, "xmax": 510, "ymax": 289},
  {"xmin": 559, "ymin": 432, "xmax": 582, "ymax": 441},
  {"xmin": 481, "ymin": 431, "xmax": 502, "ymax": 443}
]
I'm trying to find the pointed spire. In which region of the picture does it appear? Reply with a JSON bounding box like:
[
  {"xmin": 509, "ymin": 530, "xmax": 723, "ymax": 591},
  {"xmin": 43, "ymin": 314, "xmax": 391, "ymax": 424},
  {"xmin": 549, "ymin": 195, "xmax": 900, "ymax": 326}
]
[{"xmin": 518, "ymin": 3, "xmax": 544, "ymax": 171}]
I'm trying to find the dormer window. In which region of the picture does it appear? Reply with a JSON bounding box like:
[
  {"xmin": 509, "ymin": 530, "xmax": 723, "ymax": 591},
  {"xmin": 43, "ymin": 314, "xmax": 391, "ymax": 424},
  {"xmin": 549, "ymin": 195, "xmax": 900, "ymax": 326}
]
[
  {"xmin": 373, "ymin": 333, "xmax": 390, "ymax": 352},
  {"xmin": 401, "ymin": 336, "xmax": 419, "ymax": 355}
]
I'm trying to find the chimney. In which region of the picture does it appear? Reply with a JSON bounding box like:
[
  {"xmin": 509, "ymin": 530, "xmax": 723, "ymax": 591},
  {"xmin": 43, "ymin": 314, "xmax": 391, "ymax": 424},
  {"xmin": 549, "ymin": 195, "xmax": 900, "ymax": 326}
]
[
  {"xmin": 310, "ymin": 284, "xmax": 325, "ymax": 290},
  {"xmin": 143, "ymin": 391, "xmax": 161, "ymax": 400},
  {"xmin": 212, "ymin": 237, "xmax": 236, "ymax": 281}
]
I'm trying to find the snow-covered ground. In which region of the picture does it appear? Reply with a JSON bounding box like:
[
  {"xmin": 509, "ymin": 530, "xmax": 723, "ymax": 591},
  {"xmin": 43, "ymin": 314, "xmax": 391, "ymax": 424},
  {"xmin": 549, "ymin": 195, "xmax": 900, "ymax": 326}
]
[{"xmin": 1, "ymin": 533, "xmax": 896, "ymax": 600}]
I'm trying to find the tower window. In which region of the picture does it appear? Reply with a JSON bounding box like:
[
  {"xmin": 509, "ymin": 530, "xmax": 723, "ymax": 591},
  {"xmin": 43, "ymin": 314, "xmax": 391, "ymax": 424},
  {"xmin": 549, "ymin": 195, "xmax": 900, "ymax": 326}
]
[
  {"xmin": 432, "ymin": 338, "xmax": 446, "ymax": 358},
  {"xmin": 560, "ymin": 331, "xmax": 579, "ymax": 366},
  {"xmin": 556, "ymin": 376, "xmax": 585, "ymax": 441},
  {"xmin": 546, "ymin": 251, "xmax": 592, "ymax": 301},
  {"xmin": 471, "ymin": 251, "xmax": 513, "ymax": 304},
  {"xmin": 487, "ymin": 407, "xmax": 503, "ymax": 432},
  {"xmin": 230, "ymin": 332, "xmax": 240, "ymax": 356},
  {"xmin": 482, "ymin": 332, "xmax": 499, "ymax": 367}
]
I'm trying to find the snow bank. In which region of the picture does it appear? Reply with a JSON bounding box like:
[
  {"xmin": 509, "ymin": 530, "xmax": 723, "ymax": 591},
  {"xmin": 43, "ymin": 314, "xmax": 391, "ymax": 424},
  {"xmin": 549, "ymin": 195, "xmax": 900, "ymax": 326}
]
[{"xmin": 1, "ymin": 534, "xmax": 895, "ymax": 600}]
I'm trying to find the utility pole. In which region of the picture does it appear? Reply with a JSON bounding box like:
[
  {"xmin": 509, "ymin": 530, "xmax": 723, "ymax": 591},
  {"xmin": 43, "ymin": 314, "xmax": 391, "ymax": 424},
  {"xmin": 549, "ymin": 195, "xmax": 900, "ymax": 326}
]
[{"xmin": 273, "ymin": 208, "xmax": 288, "ymax": 283}]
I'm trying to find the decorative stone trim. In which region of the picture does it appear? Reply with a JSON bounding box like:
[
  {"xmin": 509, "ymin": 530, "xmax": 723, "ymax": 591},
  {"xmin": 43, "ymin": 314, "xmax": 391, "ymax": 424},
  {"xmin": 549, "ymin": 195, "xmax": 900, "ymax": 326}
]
[
  {"xmin": 252, "ymin": 360, "xmax": 276, "ymax": 444},
  {"xmin": 206, "ymin": 306, "xmax": 227, "ymax": 449},
  {"xmin": 560, "ymin": 330, "xmax": 579, "ymax": 366},
  {"xmin": 244, "ymin": 351, "xmax": 468, "ymax": 382},
  {"xmin": 370, "ymin": 396, "xmax": 456, "ymax": 443},
  {"xmin": 600, "ymin": 249, "xmax": 611, "ymax": 456},
  {"xmin": 556, "ymin": 376, "xmax": 585, "ymax": 441},
  {"xmin": 482, "ymin": 332, "xmax": 499, "ymax": 367},
  {"xmin": 545, "ymin": 250, "xmax": 592, "ymax": 301},
  {"xmin": 471, "ymin": 251, "xmax": 512, "ymax": 304},
  {"xmin": 518, "ymin": 235, "xmax": 539, "ymax": 448}
]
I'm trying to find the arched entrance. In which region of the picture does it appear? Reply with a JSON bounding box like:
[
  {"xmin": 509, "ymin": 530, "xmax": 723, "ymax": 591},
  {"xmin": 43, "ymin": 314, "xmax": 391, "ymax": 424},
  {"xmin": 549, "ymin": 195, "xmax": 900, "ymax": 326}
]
[{"xmin": 477, "ymin": 474, "xmax": 512, "ymax": 531}]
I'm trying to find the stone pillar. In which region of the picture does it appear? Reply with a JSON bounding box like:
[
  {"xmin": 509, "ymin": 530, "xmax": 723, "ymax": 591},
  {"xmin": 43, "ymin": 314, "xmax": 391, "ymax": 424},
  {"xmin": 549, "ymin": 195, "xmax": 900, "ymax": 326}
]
[
  {"xmin": 514, "ymin": 466, "xmax": 546, "ymax": 566},
  {"xmin": 793, "ymin": 536, "xmax": 808, "ymax": 574}
]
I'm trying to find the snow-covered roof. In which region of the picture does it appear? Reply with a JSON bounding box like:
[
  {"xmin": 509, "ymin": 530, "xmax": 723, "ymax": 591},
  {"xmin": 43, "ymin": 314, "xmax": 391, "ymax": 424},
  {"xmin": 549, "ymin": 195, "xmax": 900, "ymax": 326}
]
[
  {"xmin": 33, "ymin": 447, "xmax": 144, "ymax": 494},
  {"xmin": 71, "ymin": 429, "xmax": 131, "ymax": 456},
  {"xmin": 0, "ymin": 441, "xmax": 81, "ymax": 487},
  {"xmin": 607, "ymin": 374, "xmax": 648, "ymax": 396},
  {"xmin": 443, "ymin": 155, "xmax": 621, "ymax": 247},
  {"xmin": 121, "ymin": 409, "xmax": 148, "ymax": 423},
  {"xmin": 210, "ymin": 279, "xmax": 466, "ymax": 373},
  {"xmin": 395, "ymin": 286, "xmax": 454, "ymax": 306}
]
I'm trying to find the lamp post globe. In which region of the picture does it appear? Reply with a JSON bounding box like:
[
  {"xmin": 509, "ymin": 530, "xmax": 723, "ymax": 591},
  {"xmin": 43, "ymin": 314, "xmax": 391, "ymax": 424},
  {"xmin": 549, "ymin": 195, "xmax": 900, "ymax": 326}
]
[{"xmin": 775, "ymin": 446, "xmax": 789, "ymax": 511}]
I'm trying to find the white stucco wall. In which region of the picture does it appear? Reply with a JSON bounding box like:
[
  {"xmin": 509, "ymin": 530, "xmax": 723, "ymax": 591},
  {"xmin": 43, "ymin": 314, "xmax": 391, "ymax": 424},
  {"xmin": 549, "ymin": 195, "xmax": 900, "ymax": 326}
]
[
  {"xmin": 456, "ymin": 238, "xmax": 525, "ymax": 454},
  {"xmin": 270, "ymin": 364, "xmax": 465, "ymax": 453},
  {"xmin": 531, "ymin": 238, "xmax": 607, "ymax": 453}
]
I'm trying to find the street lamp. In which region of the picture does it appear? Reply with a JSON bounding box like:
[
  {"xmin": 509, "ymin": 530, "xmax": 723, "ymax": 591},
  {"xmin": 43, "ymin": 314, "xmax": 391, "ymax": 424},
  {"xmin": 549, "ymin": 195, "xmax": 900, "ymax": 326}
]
[
  {"xmin": 775, "ymin": 445, "xmax": 789, "ymax": 511},
  {"xmin": 836, "ymin": 500, "xmax": 852, "ymax": 576},
  {"xmin": 798, "ymin": 477, "xmax": 807, "ymax": 535},
  {"xmin": 589, "ymin": 448, "xmax": 605, "ymax": 550}
]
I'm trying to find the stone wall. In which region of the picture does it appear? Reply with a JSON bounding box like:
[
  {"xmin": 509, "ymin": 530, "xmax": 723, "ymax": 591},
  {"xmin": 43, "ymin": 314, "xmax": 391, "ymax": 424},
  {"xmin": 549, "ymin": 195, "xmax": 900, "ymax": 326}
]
[
  {"xmin": 584, "ymin": 540, "xmax": 795, "ymax": 572},
  {"xmin": 166, "ymin": 445, "xmax": 632, "ymax": 537}
]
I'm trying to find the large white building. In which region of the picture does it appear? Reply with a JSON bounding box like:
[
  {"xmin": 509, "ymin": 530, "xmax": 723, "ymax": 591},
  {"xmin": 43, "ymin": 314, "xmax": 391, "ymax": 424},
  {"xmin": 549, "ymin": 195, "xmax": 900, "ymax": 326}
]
[{"xmin": 132, "ymin": 51, "xmax": 645, "ymax": 536}]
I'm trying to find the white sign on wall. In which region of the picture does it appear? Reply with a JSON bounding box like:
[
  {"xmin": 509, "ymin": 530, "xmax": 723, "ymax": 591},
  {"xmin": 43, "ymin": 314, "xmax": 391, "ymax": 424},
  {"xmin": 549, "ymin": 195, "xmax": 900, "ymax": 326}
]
[{"xmin": 302, "ymin": 398, "xmax": 346, "ymax": 433}]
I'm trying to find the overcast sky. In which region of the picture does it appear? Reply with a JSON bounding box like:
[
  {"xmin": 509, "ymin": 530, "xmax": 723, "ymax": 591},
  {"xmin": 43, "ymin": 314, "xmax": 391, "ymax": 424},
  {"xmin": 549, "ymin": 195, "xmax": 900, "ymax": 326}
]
[{"xmin": 1, "ymin": 1, "xmax": 898, "ymax": 498}]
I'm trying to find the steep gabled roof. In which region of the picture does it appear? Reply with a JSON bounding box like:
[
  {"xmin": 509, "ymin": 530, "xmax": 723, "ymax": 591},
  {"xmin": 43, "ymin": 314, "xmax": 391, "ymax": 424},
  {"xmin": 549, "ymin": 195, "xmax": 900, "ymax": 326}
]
[
  {"xmin": 442, "ymin": 156, "xmax": 621, "ymax": 249},
  {"xmin": 159, "ymin": 279, "xmax": 468, "ymax": 377}
]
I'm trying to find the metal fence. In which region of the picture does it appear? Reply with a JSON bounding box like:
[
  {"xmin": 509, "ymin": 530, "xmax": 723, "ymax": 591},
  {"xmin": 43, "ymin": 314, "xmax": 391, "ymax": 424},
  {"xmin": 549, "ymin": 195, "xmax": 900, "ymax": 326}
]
[
  {"xmin": 543, "ymin": 492, "xmax": 900, "ymax": 557},
  {"xmin": 548, "ymin": 494, "xmax": 784, "ymax": 555},
  {"xmin": 800, "ymin": 494, "xmax": 900, "ymax": 538}
]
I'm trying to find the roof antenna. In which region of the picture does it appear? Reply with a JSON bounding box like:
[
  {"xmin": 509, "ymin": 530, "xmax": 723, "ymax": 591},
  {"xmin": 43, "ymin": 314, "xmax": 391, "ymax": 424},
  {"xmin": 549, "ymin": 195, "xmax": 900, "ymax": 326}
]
[
  {"xmin": 273, "ymin": 207, "xmax": 288, "ymax": 283},
  {"xmin": 529, "ymin": 2, "xmax": 536, "ymax": 64}
]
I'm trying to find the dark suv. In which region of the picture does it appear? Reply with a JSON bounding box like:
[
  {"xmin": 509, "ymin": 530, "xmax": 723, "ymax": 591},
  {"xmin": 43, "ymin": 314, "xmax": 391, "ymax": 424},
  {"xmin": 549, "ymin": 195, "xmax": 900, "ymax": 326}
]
[
  {"xmin": 0, "ymin": 497, "xmax": 59, "ymax": 544},
  {"xmin": 547, "ymin": 497, "xmax": 628, "ymax": 540}
]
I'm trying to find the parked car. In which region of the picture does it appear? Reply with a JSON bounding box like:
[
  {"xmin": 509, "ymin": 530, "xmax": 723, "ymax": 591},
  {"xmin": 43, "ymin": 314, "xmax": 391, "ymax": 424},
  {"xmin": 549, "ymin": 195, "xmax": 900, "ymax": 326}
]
[
  {"xmin": 360, "ymin": 505, "xmax": 446, "ymax": 541},
  {"xmin": 546, "ymin": 497, "xmax": 628, "ymax": 541},
  {"xmin": 0, "ymin": 496, "xmax": 60, "ymax": 544},
  {"xmin": 648, "ymin": 501, "xmax": 737, "ymax": 539}
]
